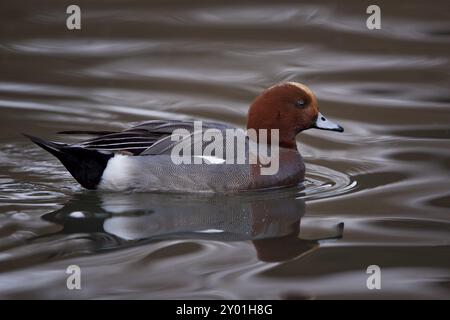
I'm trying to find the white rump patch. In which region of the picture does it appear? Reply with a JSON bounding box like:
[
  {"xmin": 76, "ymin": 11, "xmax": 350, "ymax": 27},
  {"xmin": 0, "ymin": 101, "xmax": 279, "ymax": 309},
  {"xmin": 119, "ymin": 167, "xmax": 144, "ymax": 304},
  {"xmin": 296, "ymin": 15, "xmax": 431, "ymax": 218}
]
[{"xmin": 98, "ymin": 154, "xmax": 135, "ymax": 191}]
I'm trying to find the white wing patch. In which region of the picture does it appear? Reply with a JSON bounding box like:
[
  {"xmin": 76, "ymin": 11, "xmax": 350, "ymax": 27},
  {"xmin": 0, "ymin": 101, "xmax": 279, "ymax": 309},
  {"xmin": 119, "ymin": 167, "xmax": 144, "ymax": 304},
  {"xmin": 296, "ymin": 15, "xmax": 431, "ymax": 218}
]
[{"xmin": 194, "ymin": 155, "xmax": 226, "ymax": 164}]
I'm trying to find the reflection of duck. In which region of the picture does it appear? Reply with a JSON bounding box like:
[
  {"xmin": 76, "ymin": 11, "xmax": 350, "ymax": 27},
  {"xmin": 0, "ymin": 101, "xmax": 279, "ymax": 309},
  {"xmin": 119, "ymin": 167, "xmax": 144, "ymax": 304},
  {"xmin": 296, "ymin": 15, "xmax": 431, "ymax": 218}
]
[
  {"xmin": 26, "ymin": 82, "xmax": 343, "ymax": 192},
  {"xmin": 42, "ymin": 191, "xmax": 343, "ymax": 262}
]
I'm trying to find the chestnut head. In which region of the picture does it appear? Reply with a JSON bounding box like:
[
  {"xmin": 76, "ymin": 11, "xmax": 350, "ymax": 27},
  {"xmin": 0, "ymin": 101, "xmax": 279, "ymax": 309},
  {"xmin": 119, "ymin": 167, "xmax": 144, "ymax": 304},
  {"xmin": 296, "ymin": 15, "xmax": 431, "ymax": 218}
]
[{"xmin": 247, "ymin": 82, "xmax": 343, "ymax": 148}]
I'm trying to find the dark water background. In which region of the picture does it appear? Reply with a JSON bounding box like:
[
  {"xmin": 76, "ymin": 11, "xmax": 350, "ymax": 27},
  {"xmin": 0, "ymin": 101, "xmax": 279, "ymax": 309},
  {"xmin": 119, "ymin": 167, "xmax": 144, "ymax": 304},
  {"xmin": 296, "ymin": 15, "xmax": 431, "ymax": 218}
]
[{"xmin": 0, "ymin": 0, "xmax": 449, "ymax": 299}]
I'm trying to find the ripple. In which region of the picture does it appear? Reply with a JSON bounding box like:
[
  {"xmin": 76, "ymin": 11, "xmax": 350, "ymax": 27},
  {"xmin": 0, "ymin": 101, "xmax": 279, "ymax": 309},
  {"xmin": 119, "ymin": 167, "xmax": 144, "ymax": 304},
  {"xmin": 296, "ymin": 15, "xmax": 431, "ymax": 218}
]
[
  {"xmin": 1, "ymin": 0, "xmax": 449, "ymax": 300},
  {"xmin": 5, "ymin": 39, "xmax": 154, "ymax": 57},
  {"xmin": 302, "ymin": 162, "xmax": 357, "ymax": 201}
]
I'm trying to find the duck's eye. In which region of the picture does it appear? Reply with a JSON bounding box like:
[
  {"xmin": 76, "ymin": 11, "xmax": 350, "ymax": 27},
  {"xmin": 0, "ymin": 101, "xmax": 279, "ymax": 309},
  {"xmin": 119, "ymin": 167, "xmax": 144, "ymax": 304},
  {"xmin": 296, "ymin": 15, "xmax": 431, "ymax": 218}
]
[{"xmin": 295, "ymin": 99, "xmax": 306, "ymax": 108}]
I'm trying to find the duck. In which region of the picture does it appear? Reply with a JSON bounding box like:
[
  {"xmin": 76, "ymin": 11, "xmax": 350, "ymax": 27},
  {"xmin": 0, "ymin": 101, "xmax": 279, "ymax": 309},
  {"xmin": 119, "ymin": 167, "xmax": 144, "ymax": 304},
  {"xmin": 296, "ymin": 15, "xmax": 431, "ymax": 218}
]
[{"xmin": 25, "ymin": 82, "xmax": 343, "ymax": 193}]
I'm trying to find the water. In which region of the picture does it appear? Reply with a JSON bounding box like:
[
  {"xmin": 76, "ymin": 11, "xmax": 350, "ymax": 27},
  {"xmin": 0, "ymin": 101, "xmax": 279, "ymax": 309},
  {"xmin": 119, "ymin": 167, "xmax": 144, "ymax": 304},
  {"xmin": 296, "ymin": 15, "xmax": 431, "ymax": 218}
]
[{"xmin": 0, "ymin": 0, "xmax": 449, "ymax": 299}]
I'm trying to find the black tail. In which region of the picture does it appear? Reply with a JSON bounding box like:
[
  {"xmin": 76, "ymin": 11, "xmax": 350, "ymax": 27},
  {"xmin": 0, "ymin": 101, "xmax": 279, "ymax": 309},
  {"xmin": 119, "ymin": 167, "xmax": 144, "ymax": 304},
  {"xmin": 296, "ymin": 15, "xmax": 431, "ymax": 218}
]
[{"xmin": 24, "ymin": 134, "xmax": 112, "ymax": 190}]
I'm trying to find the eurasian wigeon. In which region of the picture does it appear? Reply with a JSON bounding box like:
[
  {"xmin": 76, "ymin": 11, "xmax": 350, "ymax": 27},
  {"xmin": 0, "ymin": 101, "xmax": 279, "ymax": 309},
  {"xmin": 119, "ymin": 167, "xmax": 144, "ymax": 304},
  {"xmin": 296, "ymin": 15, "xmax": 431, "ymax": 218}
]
[{"xmin": 25, "ymin": 82, "xmax": 343, "ymax": 193}]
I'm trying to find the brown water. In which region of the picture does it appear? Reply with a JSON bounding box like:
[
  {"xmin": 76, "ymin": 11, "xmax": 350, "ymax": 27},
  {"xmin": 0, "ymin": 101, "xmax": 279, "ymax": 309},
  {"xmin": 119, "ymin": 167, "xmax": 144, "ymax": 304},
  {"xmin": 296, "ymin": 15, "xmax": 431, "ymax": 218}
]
[{"xmin": 0, "ymin": 0, "xmax": 450, "ymax": 299}]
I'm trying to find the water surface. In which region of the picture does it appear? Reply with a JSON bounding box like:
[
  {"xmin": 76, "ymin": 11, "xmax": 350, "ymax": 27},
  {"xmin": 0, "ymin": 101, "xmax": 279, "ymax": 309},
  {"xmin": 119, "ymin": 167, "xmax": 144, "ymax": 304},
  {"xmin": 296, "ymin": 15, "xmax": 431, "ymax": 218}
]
[{"xmin": 0, "ymin": 0, "xmax": 449, "ymax": 299}]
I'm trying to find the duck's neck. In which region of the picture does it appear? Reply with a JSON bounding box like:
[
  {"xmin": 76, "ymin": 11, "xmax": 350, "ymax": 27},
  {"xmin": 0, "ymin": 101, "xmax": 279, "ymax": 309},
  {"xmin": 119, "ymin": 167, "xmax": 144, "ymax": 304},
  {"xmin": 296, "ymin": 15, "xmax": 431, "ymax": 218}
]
[
  {"xmin": 246, "ymin": 101, "xmax": 300, "ymax": 149},
  {"xmin": 246, "ymin": 124, "xmax": 298, "ymax": 149}
]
